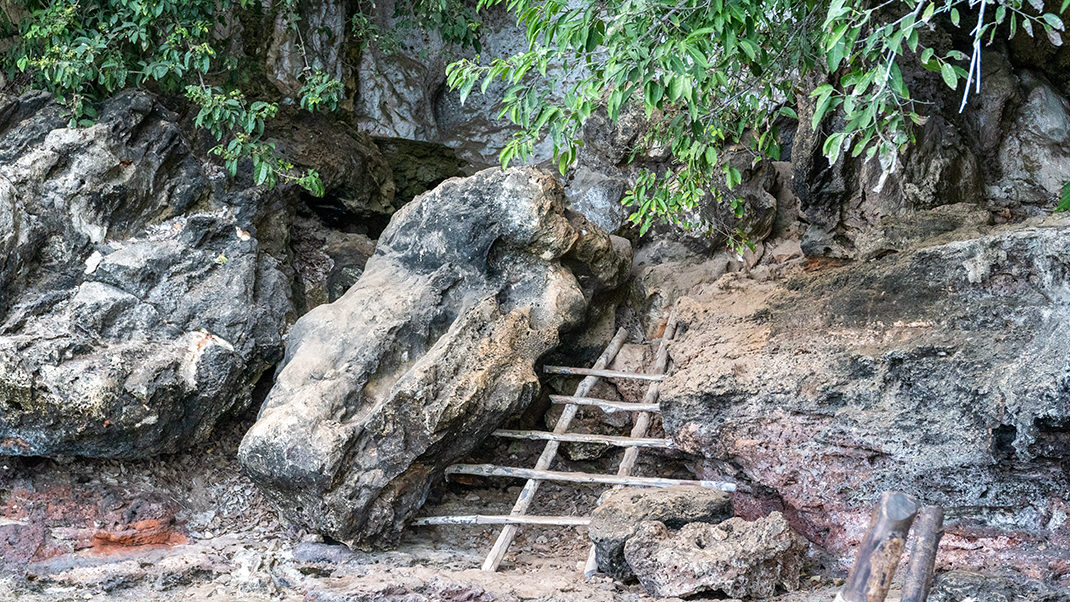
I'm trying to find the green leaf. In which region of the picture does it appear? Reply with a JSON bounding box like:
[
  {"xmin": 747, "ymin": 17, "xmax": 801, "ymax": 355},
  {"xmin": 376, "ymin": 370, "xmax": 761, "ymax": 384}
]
[
  {"xmin": 824, "ymin": 0, "xmax": 850, "ymax": 28},
  {"xmin": 811, "ymin": 86, "xmax": 836, "ymax": 129},
  {"xmin": 940, "ymin": 62, "xmax": 958, "ymax": 89},
  {"xmin": 1043, "ymin": 13, "xmax": 1065, "ymax": 31},
  {"xmin": 921, "ymin": 3, "xmax": 935, "ymax": 23},
  {"xmin": 739, "ymin": 37, "xmax": 759, "ymax": 61}
]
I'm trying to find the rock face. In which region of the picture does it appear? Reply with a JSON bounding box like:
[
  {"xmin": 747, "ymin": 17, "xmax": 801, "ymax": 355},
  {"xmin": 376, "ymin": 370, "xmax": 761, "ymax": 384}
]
[
  {"xmin": 930, "ymin": 571, "xmax": 1070, "ymax": 602},
  {"xmin": 0, "ymin": 91, "xmax": 295, "ymax": 457},
  {"xmin": 991, "ymin": 72, "xmax": 1070, "ymax": 209},
  {"xmin": 623, "ymin": 512, "xmax": 807, "ymax": 599},
  {"xmin": 238, "ymin": 167, "xmax": 631, "ymax": 545},
  {"xmin": 792, "ymin": 44, "xmax": 1070, "ymax": 260},
  {"xmin": 266, "ymin": 109, "xmax": 397, "ymax": 225},
  {"xmin": 588, "ymin": 486, "xmax": 732, "ymax": 579},
  {"xmin": 660, "ymin": 215, "xmax": 1070, "ymax": 577}
]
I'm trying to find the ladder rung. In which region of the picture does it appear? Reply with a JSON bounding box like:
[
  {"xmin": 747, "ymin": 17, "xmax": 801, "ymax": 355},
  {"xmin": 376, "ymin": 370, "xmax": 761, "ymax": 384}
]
[
  {"xmin": 492, "ymin": 429, "xmax": 673, "ymax": 448},
  {"xmin": 549, "ymin": 395, "xmax": 660, "ymax": 413},
  {"xmin": 543, "ymin": 366, "xmax": 665, "ymax": 381},
  {"xmin": 445, "ymin": 464, "xmax": 736, "ymax": 492},
  {"xmin": 411, "ymin": 514, "xmax": 590, "ymax": 526}
]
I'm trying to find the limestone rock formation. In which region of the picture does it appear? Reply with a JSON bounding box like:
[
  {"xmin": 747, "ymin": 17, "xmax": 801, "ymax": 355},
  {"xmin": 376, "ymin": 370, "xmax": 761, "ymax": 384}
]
[
  {"xmin": 238, "ymin": 167, "xmax": 631, "ymax": 545},
  {"xmin": 266, "ymin": 109, "xmax": 397, "ymax": 224},
  {"xmin": 264, "ymin": 0, "xmax": 347, "ymax": 95},
  {"xmin": 660, "ymin": 214, "xmax": 1070, "ymax": 577},
  {"xmin": 588, "ymin": 486, "xmax": 733, "ymax": 579},
  {"xmin": 623, "ymin": 512, "xmax": 807, "ymax": 599},
  {"xmin": 0, "ymin": 91, "xmax": 296, "ymax": 457},
  {"xmin": 929, "ymin": 571, "xmax": 1070, "ymax": 602},
  {"xmin": 991, "ymin": 72, "xmax": 1070, "ymax": 209},
  {"xmin": 791, "ymin": 43, "xmax": 1070, "ymax": 260}
]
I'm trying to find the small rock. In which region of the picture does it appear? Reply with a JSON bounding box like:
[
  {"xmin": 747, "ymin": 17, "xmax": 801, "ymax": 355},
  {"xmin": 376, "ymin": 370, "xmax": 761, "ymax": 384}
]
[
  {"xmin": 623, "ymin": 511, "xmax": 807, "ymax": 599},
  {"xmin": 293, "ymin": 542, "xmax": 358, "ymax": 565},
  {"xmin": 588, "ymin": 485, "xmax": 732, "ymax": 579}
]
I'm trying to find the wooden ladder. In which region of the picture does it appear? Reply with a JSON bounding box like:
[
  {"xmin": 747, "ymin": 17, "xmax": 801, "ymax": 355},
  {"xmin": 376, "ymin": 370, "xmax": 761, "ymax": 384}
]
[{"xmin": 411, "ymin": 309, "xmax": 736, "ymax": 574}]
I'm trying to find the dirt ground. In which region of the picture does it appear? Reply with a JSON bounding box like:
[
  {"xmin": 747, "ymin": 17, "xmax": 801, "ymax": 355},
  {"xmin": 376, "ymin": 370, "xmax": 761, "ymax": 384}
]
[{"xmin": 0, "ymin": 397, "xmax": 853, "ymax": 602}]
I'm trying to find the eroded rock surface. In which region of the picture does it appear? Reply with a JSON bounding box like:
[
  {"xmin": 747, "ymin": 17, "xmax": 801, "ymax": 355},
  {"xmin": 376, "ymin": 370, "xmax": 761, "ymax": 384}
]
[
  {"xmin": 660, "ymin": 214, "xmax": 1070, "ymax": 577},
  {"xmin": 623, "ymin": 511, "xmax": 807, "ymax": 599},
  {"xmin": 930, "ymin": 571, "xmax": 1070, "ymax": 602},
  {"xmin": 0, "ymin": 91, "xmax": 295, "ymax": 457},
  {"xmin": 588, "ymin": 485, "xmax": 732, "ymax": 579},
  {"xmin": 238, "ymin": 167, "xmax": 631, "ymax": 545}
]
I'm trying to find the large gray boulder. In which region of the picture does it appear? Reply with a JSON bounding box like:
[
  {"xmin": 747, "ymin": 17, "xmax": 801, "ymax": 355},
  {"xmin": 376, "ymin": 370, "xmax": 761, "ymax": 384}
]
[
  {"xmin": 0, "ymin": 91, "xmax": 295, "ymax": 457},
  {"xmin": 238, "ymin": 167, "xmax": 631, "ymax": 545},
  {"xmin": 660, "ymin": 214, "xmax": 1070, "ymax": 577}
]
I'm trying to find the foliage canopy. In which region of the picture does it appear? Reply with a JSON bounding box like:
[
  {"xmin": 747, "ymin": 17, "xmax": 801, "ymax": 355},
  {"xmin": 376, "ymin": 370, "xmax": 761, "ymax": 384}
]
[
  {"xmin": 1, "ymin": 0, "xmax": 1068, "ymax": 229},
  {"xmin": 0, "ymin": 0, "xmax": 473, "ymax": 196},
  {"xmin": 446, "ymin": 0, "xmax": 1070, "ymax": 238}
]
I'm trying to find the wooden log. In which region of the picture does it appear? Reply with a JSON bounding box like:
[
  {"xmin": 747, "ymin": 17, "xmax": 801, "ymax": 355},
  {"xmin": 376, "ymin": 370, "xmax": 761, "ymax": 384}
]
[
  {"xmin": 446, "ymin": 464, "xmax": 737, "ymax": 491},
  {"xmin": 548, "ymin": 395, "xmax": 659, "ymax": 413},
  {"xmin": 543, "ymin": 366, "xmax": 666, "ymax": 381},
  {"xmin": 481, "ymin": 327, "xmax": 630, "ymax": 572},
  {"xmin": 838, "ymin": 492, "xmax": 920, "ymax": 602},
  {"xmin": 901, "ymin": 505, "xmax": 945, "ymax": 602},
  {"xmin": 492, "ymin": 429, "xmax": 673, "ymax": 448},
  {"xmin": 412, "ymin": 515, "xmax": 591, "ymax": 526},
  {"xmin": 585, "ymin": 311, "xmax": 679, "ymax": 579}
]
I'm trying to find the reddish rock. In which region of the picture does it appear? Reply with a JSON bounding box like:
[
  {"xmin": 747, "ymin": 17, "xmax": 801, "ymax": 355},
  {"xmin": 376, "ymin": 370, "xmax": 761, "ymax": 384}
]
[
  {"xmin": 660, "ymin": 218, "xmax": 1070, "ymax": 580},
  {"xmin": 0, "ymin": 483, "xmax": 188, "ymax": 572}
]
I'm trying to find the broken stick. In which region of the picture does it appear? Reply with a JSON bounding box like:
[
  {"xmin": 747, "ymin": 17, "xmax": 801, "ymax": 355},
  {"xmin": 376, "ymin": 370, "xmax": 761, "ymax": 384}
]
[
  {"xmin": 901, "ymin": 505, "xmax": 945, "ymax": 602},
  {"xmin": 838, "ymin": 491, "xmax": 919, "ymax": 602}
]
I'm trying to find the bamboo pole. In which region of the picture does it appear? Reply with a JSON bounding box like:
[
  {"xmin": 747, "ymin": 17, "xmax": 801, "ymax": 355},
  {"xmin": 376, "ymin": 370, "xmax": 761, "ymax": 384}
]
[
  {"xmin": 481, "ymin": 327, "xmax": 630, "ymax": 572},
  {"xmin": 446, "ymin": 464, "xmax": 737, "ymax": 491},
  {"xmin": 837, "ymin": 492, "xmax": 920, "ymax": 602},
  {"xmin": 584, "ymin": 311, "xmax": 679, "ymax": 579},
  {"xmin": 901, "ymin": 505, "xmax": 944, "ymax": 602},
  {"xmin": 412, "ymin": 515, "xmax": 591, "ymax": 526},
  {"xmin": 492, "ymin": 429, "xmax": 673, "ymax": 448},
  {"xmin": 543, "ymin": 366, "xmax": 666, "ymax": 381},
  {"xmin": 548, "ymin": 395, "xmax": 660, "ymax": 413}
]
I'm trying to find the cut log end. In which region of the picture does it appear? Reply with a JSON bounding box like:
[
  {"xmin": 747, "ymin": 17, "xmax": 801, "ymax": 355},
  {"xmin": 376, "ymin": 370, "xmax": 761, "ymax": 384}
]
[{"xmin": 840, "ymin": 491, "xmax": 920, "ymax": 602}]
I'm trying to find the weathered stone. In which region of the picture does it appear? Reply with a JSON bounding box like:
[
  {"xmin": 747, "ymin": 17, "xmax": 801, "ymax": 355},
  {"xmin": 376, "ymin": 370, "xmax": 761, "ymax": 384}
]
[
  {"xmin": 373, "ymin": 137, "xmax": 466, "ymax": 206},
  {"xmin": 588, "ymin": 485, "xmax": 732, "ymax": 579},
  {"xmin": 623, "ymin": 512, "xmax": 807, "ymax": 598},
  {"xmin": 267, "ymin": 109, "xmax": 396, "ymax": 224},
  {"xmin": 1007, "ymin": 0, "xmax": 1070, "ymax": 96},
  {"xmin": 852, "ymin": 203, "xmax": 992, "ymax": 260},
  {"xmin": 793, "ymin": 57, "xmax": 987, "ymax": 259},
  {"xmin": 990, "ymin": 72, "xmax": 1070, "ymax": 209},
  {"xmin": 629, "ymin": 239, "xmax": 735, "ymax": 338},
  {"xmin": 265, "ymin": 0, "xmax": 347, "ymax": 95},
  {"xmin": 564, "ymin": 166, "xmax": 630, "ymax": 235},
  {"xmin": 354, "ymin": 0, "xmax": 450, "ymax": 142},
  {"xmin": 0, "ymin": 91, "xmax": 294, "ymax": 458},
  {"xmin": 929, "ymin": 571, "xmax": 1070, "ymax": 602},
  {"xmin": 657, "ymin": 150, "xmax": 780, "ymax": 255},
  {"xmin": 238, "ymin": 167, "xmax": 630, "ymax": 545},
  {"xmin": 660, "ymin": 215, "xmax": 1070, "ymax": 576}
]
